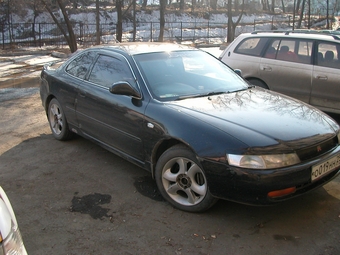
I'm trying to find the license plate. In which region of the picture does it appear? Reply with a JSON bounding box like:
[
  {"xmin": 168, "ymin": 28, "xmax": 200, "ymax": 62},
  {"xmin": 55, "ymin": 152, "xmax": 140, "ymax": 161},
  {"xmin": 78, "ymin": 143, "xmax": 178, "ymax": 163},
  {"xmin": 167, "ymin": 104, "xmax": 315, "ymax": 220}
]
[{"xmin": 311, "ymin": 153, "xmax": 340, "ymax": 181}]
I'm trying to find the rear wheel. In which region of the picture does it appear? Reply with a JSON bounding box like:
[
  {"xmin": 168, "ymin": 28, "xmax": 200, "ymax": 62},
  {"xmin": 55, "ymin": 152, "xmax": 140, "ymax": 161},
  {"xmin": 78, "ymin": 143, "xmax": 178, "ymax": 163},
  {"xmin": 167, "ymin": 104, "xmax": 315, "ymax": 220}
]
[
  {"xmin": 155, "ymin": 145, "xmax": 217, "ymax": 212},
  {"xmin": 48, "ymin": 98, "xmax": 73, "ymax": 141},
  {"xmin": 247, "ymin": 78, "xmax": 269, "ymax": 89}
]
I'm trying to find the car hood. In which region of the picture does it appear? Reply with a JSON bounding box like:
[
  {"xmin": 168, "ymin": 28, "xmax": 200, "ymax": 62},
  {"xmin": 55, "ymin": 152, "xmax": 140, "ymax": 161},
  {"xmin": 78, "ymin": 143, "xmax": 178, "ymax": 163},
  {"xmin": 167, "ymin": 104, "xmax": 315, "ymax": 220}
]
[{"xmin": 167, "ymin": 88, "xmax": 339, "ymax": 152}]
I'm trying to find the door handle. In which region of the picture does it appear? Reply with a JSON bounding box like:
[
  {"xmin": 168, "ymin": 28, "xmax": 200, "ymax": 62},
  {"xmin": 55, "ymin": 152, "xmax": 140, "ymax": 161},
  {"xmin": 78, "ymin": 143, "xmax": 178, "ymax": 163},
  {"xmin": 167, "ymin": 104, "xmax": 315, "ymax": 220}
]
[
  {"xmin": 260, "ymin": 66, "xmax": 272, "ymax": 71},
  {"xmin": 316, "ymin": 75, "xmax": 328, "ymax": 80}
]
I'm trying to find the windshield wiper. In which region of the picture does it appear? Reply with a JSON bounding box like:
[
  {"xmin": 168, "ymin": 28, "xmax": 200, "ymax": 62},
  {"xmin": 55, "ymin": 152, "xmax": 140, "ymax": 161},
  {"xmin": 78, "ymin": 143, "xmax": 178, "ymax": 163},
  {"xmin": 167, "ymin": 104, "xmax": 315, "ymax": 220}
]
[
  {"xmin": 176, "ymin": 91, "xmax": 226, "ymax": 100},
  {"xmin": 227, "ymin": 87, "xmax": 251, "ymax": 93},
  {"xmin": 176, "ymin": 94, "xmax": 202, "ymax": 100},
  {"xmin": 205, "ymin": 91, "xmax": 226, "ymax": 96},
  {"xmin": 175, "ymin": 87, "xmax": 251, "ymax": 101}
]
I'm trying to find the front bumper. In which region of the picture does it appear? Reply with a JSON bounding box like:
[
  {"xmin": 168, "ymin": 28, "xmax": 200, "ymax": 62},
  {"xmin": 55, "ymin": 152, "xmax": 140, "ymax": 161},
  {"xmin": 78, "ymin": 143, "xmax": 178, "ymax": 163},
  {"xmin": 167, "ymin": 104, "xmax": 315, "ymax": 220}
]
[{"xmin": 201, "ymin": 146, "xmax": 340, "ymax": 205}]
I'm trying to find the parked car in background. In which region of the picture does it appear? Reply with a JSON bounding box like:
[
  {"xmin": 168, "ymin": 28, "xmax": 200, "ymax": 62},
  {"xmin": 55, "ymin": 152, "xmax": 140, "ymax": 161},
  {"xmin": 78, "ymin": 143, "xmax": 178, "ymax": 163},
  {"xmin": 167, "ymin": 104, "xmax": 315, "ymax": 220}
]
[
  {"xmin": 40, "ymin": 42, "xmax": 340, "ymax": 212},
  {"xmin": 0, "ymin": 186, "xmax": 27, "ymax": 255},
  {"xmin": 219, "ymin": 31, "xmax": 340, "ymax": 114}
]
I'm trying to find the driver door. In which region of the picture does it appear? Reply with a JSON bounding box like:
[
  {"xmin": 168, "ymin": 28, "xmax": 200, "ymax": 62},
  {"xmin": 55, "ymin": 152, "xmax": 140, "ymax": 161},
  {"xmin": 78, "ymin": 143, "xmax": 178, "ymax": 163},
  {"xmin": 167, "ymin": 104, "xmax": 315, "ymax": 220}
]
[{"xmin": 75, "ymin": 53, "xmax": 146, "ymax": 162}]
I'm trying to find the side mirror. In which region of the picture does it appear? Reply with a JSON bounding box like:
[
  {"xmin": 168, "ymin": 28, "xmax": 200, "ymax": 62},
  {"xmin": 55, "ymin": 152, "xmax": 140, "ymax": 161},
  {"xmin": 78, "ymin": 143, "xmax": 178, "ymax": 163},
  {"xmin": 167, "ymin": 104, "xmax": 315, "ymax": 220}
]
[
  {"xmin": 109, "ymin": 81, "xmax": 141, "ymax": 99},
  {"xmin": 234, "ymin": 69, "xmax": 242, "ymax": 77}
]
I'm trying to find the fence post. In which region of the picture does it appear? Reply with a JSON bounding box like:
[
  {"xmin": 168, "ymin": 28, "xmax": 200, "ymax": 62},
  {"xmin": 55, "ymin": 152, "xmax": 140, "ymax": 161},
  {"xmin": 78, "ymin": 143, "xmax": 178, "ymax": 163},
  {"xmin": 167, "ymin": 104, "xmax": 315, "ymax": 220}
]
[
  {"xmin": 180, "ymin": 22, "xmax": 183, "ymax": 42},
  {"xmin": 39, "ymin": 23, "xmax": 41, "ymax": 48},
  {"xmin": 150, "ymin": 22, "xmax": 153, "ymax": 42},
  {"xmin": 208, "ymin": 21, "xmax": 210, "ymax": 44},
  {"xmin": 193, "ymin": 21, "xmax": 196, "ymax": 43},
  {"xmin": 1, "ymin": 24, "xmax": 4, "ymax": 50},
  {"xmin": 79, "ymin": 22, "xmax": 83, "ymax": 44}
]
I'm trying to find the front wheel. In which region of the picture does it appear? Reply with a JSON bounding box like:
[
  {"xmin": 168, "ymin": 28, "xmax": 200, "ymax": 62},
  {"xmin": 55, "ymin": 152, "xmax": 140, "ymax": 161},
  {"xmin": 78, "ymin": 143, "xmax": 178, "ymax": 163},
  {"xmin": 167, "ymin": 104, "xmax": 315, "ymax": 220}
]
[
  {"xmin": 155, "ymin": 145, "xmax": 217, "ymax": 212},
  {"xmin": 48, "ymin": 98, "xmax": 73, "ymax": 141}
]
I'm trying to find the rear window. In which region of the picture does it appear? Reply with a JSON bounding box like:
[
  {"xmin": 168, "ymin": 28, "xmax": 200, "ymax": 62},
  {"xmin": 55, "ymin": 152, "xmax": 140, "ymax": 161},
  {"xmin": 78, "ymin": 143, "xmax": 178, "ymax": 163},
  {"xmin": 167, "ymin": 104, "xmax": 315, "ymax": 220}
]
[{"xmin": 234, "ymin": 37, "xmax": 269, "ymax": 56}]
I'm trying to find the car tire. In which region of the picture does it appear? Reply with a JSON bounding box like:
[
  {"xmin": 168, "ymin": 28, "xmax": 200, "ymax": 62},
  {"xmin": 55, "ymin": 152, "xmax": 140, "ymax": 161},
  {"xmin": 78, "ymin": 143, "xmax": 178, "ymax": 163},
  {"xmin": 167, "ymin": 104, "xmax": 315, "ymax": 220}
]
[
  {"xmin": 48, "ymin": 98, "xmax": 73, "ymax": 141},
  {"xmin": 155, "ymin": 144, "xmax": 218, "ymax": 212},
  {"xmin": 248, "ymin": 78, "xmax": 269, "ymax": 89}
]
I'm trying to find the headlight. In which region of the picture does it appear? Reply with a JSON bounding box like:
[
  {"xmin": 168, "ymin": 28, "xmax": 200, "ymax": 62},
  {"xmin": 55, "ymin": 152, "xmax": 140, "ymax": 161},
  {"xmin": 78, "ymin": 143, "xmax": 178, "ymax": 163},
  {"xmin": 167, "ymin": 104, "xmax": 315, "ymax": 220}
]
[
  {"xmin": 227, "ymin": 153, "xmax": 300, "ymax": 169},
  {"xmin": 0, "ymin": 187, "xmax": 27, "ymax": 255}
]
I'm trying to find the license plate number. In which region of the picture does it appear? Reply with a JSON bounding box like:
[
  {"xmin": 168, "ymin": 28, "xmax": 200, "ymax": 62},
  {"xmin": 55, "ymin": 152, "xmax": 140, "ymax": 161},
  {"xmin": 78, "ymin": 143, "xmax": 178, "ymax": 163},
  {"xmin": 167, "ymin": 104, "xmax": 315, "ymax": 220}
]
[{"xmin": 311, "ymin": 153, "xmax": 340, "ymax": 181}]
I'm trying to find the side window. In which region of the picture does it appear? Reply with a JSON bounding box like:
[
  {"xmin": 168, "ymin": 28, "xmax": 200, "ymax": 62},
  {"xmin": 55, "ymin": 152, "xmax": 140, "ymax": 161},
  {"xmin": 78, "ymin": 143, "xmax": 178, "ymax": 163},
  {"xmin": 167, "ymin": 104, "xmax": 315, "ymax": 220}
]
[
  {"xmin": 277, "ymin": 40, "xmax": 299, "ymax": 62},
  {"xmin": 265, "ymin": 39, "xmax": 311, "ymax": 64},
  {"xmin": 88, "ymin": 55, "xmax": 135, "ymax": 88},
  {"xmin": 65, "ymin": 51, "xmax": 96, "ymax": 79},
  {"xmin": 264, "ymin": 40, "xmax": 279, "ymax": 59},
  {"xmin": 296, "ymin": 40, "xmax": 313, "ymax": 64},
  {"xmin": 317, "ymin": 42, "xmax": 340, "ymax": 69},
  {"xmin": 234, "ymin": 37, "xmax": 269, "ymax": 56}
]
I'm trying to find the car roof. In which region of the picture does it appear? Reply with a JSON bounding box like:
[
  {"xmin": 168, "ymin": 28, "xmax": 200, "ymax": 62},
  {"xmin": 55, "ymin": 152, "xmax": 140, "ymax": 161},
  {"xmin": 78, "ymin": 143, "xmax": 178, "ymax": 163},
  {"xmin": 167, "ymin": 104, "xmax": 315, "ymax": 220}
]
[
  {"xmin": 86, "ymin": 42, "xmax": 197, "ymax": 55},
  {"xmin": 239, "ymin": 31, "xmax": 340, "ymax": 42}
]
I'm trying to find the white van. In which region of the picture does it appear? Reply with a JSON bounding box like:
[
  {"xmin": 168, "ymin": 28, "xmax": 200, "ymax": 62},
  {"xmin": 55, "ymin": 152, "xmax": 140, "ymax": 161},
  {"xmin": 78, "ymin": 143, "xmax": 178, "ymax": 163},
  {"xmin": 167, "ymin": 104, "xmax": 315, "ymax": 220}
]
[{"xmin": 220, "ymin": 31, "xmax": 340, "ymax": 114}]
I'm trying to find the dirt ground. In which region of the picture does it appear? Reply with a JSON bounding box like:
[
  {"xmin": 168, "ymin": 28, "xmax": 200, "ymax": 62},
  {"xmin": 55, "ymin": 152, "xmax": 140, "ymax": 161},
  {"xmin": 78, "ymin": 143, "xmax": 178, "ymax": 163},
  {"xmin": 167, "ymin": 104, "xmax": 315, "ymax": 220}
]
[{"xmin": 1, "ymin": 85, "xmax": 340, "ymax": 254}]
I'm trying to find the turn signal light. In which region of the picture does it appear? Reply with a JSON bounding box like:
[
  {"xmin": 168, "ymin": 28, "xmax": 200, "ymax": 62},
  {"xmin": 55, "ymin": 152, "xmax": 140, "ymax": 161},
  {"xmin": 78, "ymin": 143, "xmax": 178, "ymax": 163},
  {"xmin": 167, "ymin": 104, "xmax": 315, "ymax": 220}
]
[{"xmin": 268, "ymin": 187, "xmax": 296, "ymax": 198}]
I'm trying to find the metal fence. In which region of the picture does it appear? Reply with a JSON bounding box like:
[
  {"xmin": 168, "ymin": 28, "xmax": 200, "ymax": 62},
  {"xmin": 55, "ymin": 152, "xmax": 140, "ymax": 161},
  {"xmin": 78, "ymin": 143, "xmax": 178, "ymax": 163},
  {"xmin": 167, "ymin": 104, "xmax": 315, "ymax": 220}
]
[{"xmin": 0, "ymin": 16, "xmax": 304, "ymax": 49}]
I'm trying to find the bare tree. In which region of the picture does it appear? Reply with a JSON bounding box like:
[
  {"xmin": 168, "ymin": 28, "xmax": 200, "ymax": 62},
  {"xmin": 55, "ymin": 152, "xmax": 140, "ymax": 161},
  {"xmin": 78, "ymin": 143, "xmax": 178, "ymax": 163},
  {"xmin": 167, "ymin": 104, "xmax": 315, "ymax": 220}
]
[
  {"xmin": 116, "ymin": 0, "xmax": 134, "ymax": 42},
  {"xmin": 29, "ymin": 0, "xmax": 45, "ymax": 46},
  {"xmin": 210, "ymin": 0, "xmax": 218, "ymax": 10},
  {"xmin": 133, "ymin": 0, "xmax": 136, "ymax": 41},
  {"xmin": 158, "ymin": 0, "xmax": 166, "ymax": 42},
  {"xmin": 271, "ymin": 0, "xmax": 275, "ymax": 12},
  {"xmin": 227, "ymin": 0, "xmax": 245, "ymax": 42},
  {"xmin": 281, "ymin": 0, "xmax": 286, "ymax": 13},
  {"xmin": 297, "ymin": 0, "xmax": 306, "ymax": 28},
  {"xmin": 116, "ymin": 0, "xmax": 123, "ymax": 42},
  {"xmin": 179, "ymin": 0, "xmax": 185, "ymax": 11},
  {"xmin": 191, "ymin": 0, "xmax": 196, "ymax": 13},
  {"xmin": 261, "ymin": 0, "xmax": 268, "ymax": 11},
  {"xmin": 96, "ymin": 0, "xmax": 100, "ymax": 45},
  {"xmin": 41, "ymin": 0, "xmax": 77, "ymax": 52},
  {"xmin": 296, "ymin": 0, "xmax": 302, "ymax": 14},
  {"xmin": 1, "ymin": 0, "xmax": 14, "ymax": 46},
  {"xmin": 141, "ymin": 0, "xmax": 147, "ymax": 10}
]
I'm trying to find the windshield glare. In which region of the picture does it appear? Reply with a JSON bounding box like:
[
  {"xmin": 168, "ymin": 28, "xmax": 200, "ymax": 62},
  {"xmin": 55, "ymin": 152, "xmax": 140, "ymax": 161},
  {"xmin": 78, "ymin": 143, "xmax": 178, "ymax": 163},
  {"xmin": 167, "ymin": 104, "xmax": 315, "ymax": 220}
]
[{"xmin": 134, "ymin": 50, "xmax": 248, "ymax": 100}]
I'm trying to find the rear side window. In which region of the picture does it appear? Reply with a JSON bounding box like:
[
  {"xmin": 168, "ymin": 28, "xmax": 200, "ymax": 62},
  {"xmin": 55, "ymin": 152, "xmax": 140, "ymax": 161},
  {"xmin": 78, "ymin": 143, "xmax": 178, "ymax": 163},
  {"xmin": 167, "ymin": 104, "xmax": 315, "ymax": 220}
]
[
  {"xmin": 264, "ymin": 39, "xmax": 312, "ymax": 64},
  {"xmin": 234, "ymin": 37, "xmax": 269, "ymax": 56},
  {"xmin": 66, "ymin": 51, "xmax": 96, "ymax": 79},
  {"xmin": 317, "ymin": 42, "xmax": 340, "ymax": 69}
]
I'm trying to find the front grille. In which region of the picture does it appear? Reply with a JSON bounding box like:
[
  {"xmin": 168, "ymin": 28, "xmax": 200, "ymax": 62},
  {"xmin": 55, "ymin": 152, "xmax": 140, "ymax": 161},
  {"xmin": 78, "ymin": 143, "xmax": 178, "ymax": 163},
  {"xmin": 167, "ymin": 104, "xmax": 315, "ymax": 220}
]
[{"xmin": 297, "ymin": 136, "xmax": 338, "ymax": 161}]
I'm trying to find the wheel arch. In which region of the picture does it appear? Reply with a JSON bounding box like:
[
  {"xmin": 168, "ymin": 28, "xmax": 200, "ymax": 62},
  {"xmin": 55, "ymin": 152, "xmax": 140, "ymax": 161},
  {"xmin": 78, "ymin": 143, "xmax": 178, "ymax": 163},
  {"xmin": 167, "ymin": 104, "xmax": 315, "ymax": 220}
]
[
  {"xmin": 44, "ymin": 94, "xmax": 56, "ymax": 116},
  {"xmin": 150, "ymin": 139, "xmax": 194, "ymax": 179},
  {"xmin": 246, "ymin": 77, "xmax": 269, "ymax": 89}
]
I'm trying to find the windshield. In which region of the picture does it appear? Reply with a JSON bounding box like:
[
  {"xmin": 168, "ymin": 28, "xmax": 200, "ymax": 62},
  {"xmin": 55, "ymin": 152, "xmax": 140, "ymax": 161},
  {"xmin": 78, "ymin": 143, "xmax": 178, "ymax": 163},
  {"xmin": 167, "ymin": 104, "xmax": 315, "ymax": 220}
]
[{"xmin": 134, "ymin": 50, "xmax": 249, "ymax": 101}]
